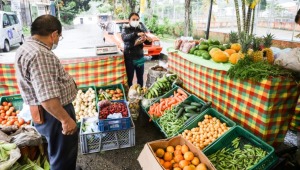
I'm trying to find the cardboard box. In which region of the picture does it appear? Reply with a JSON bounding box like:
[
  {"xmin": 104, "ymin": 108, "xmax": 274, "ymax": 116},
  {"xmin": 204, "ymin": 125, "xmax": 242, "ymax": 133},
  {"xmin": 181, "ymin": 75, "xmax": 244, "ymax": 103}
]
[{"xmin": 138, "ymin": 135, "xmax": 216, "ymax": 170}]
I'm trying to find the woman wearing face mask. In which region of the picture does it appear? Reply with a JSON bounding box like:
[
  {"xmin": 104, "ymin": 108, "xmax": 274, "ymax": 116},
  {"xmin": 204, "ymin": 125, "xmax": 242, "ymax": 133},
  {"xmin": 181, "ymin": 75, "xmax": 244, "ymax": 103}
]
[{"xmin": 121, "ymin": 12, "xmax": 152, "ymax": 87}]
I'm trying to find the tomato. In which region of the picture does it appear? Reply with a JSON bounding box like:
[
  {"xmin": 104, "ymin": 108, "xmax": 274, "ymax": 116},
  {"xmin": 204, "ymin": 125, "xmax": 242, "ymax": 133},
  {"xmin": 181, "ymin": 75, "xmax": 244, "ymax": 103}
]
[
  {"xmin": 7, "ymin": 102, "xmax": 12, "ymax": 107},
  {"xmin": 3, "ymin": 106, "xmax": 9, "ymax": 111},
  {"xmin": 2, "ymin": 120, "xmax": 7, "ymax": 124},
  {"xmin": 5, "ymin": 110, "xmax": 11, "ymax": 116},
  {"xmin": 6, "ymin": 120, "xmax": 14, "ymax": 126},
  {"xmin": 0, "ymin": 113, "xmax": 5, "ymax": 117},
  {"xmin": 18, "ymin": 118, "xmax": 25, "ymax": 125},
  {"xmin": 9, "ymin": 107, "xmax": 14, "ymax": 111},
  {"xmin": 2, "ymin": 102, "xmax": 8, "ymax": 106},
  {"xmin": 0, "ymin": 118, "xmax": 2, "ymax": 122},
  {"xmin": 11, "ymin": 112, "xmax": 16, "ymax": 116},
  {"xmin": 0, "ymin": 106, "xmax": 3, "ymax": 110},
  {"xmin": 0, "ymin": 110, "xmax": 4, "ymax": 114},
  {"xmin": 16, "ymin": 110, "xmax": 20, "ymax": 114}
]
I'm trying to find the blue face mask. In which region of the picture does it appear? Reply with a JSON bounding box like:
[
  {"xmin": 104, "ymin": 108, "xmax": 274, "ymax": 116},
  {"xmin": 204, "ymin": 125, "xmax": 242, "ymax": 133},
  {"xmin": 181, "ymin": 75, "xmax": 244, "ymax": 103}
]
[{"xmin": 51, "ymin": 42, "xmax": 58, "ymax": 50}]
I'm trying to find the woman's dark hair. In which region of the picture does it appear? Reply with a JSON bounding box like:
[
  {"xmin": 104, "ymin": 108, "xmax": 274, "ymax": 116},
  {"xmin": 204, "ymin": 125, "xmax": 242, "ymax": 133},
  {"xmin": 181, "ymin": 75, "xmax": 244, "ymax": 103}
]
[
  {"xmin": 31, "ymin": 15, "xmax": 62, "ymax": 36},
  {"xmin": 295, "ymin": 9, "xmax": 300, "ymax": 23},
  {"xmin": 128, "ymin": 12, "xmax": 139, "ymax": 20}
]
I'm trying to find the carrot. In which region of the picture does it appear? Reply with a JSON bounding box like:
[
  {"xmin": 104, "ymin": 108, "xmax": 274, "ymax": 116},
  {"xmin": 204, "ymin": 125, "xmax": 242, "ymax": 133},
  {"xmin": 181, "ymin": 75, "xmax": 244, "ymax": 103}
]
[
  {"xmin": 177, "ymin": 95, "xmax": 186, "ymax": 101},
  {"xmin": 177, "ymin": 89, "xmax": 188, "ymax": 98}
]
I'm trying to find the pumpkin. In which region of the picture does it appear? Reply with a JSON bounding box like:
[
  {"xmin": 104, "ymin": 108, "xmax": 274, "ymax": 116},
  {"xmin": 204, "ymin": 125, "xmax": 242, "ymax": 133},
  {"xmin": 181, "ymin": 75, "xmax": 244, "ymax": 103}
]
[
  {"xmin": 229, "ymin": 53, "xmax": 240, "ymax": 64},
  {"xmin": 231, "ymin": 43, "xmax": 241, "ymax": 52},
  {"xmin": 224, "ymin": 49, "xmax": 236, "ymax": 56},
  {"xmin": 209, "ymin": 48, "xmax": 221, "ymax": 56},
  {"xmin": 211, "ymin": 51, "xmax": 229, "ymax": 63}
]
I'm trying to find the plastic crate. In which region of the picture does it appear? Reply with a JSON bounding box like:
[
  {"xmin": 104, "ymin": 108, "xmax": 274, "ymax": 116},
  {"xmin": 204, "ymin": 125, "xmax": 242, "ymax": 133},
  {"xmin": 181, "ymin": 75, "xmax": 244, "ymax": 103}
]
[
  {"xmin": 0, "ymin": 94, "xmax": 23, "ymax": 110},
  {"xmin": 156, "ymin": 95, "xmax": 207, "ymax": 138},
  {"xmin": 98, "ymin": 100, "xmax": 131, "ymax": 132},
  {"xmin": 96, "ymin": 84, "xmax": 126, "ymax": 102},
  {"xmin": 75, "ymin": 86, "xmax": 98, "ymax": 128},
  {"xmin": 204, "ymin": 126, "xmax": 277, "ymax": 170},
  {"xmin": 80, "ymin": 116, "xmax": 135, "ymax": 154}
]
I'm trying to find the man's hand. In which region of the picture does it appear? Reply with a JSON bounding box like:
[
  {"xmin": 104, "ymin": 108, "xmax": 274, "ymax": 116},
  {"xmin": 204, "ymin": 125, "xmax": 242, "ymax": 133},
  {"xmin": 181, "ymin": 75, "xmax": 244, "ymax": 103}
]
[{"xmin": 61, "ymin": 118, "xmax": 77, "ymax": 135}]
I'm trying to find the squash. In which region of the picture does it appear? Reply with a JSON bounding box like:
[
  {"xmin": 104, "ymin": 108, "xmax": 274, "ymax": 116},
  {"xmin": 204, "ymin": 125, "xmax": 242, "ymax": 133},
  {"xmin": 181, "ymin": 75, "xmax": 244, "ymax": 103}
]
[
  {"xmin": 229, "ymin": 53, "xmax": 240, "ymax": 65},
  {"xmin": 224, "ymin": 49, "xmax": 236, "ymax": 56},
  {"xmin": 231, "ymin": 43, "xmax": 241, "ymax": 52},
  {"xmin": 209, "ymin": 48, "xmax": 221, "ymax": 56},
  {"xmin": 211, "ymin": 51, "xmax": 229, "ymax": 63}
]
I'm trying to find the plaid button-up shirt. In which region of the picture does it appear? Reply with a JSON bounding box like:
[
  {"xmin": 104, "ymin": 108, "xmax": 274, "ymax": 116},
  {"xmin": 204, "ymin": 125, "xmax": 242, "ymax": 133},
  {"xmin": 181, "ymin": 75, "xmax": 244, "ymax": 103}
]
[{"xmin": 15, "ymin": 37, "xmax": 77, "ymax": 106}]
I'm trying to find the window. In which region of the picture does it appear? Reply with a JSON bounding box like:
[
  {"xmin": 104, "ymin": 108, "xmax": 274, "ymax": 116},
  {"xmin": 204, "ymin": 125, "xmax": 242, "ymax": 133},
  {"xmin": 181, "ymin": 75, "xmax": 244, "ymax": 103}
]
[
  {"xmin": 8, "ymin": 15, "xmax": 16, "ymax": 25},
  {"xmin": 2, "ymin": 14, "xmax": 10, "ymax": 27}
]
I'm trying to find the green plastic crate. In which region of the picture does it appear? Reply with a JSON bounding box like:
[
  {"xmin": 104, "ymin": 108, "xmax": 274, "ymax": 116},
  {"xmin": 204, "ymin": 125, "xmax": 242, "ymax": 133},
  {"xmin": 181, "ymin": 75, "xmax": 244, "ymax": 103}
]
[
  {"xmin": 96, "ymin": 84, "xmax": 126, "ymax": 102},
  {"xmin": 0, "ymin": 95, "xmax": 23, "ymax": 110},
  {"xmin": 75, "ymin": 86, "xmax": 98, "ymax": 128},
  {"xmin": 204, "ymin": 126, "xmax": 278, "ymax": 170},
  {"xmin": 175, "ymin": 107, "xmax": 236, "ymax": 150}
]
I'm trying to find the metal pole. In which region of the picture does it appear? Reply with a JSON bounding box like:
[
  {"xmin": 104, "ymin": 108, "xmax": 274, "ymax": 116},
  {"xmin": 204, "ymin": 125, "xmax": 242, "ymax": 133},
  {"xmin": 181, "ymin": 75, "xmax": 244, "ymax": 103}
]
[{"xmin": 206, "ymin": 0, "xmax": 213, "ymax": 39}]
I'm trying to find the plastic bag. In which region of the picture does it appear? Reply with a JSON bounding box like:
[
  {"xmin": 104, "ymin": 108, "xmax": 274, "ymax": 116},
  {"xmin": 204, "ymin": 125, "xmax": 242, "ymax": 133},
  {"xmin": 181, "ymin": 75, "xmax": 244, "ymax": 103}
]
[
  {"xmin": 179, "ymin": 40, "xmax": 188, "ymax": 51},
  {"xmin": 0, "ymin": 141, "xmax": 21, "ymax": 170},
  {"xmin": 182, "ymin": 42, "xmax": 196, "ymax": 53},
  {"xmin": 128, "ymin": 99, "xmax": 140, "ymax": 120},
  {"xmin": 146, "ymin": 65, "xmax": 168, "ymax": 88},
  {"xmin": 10, "ymin": 126, "xmax": 43, "ymax": 147},
  {"xmin": 274, "ymin": 48, "xmax": 300, "ymax": 72},
  {"xmin": 174, "ymin": 39, "xmax": 182, "ymax": 50},
  {"xmin": 17, "ymin": 103, "xmax": 31, "ymax": 122}
]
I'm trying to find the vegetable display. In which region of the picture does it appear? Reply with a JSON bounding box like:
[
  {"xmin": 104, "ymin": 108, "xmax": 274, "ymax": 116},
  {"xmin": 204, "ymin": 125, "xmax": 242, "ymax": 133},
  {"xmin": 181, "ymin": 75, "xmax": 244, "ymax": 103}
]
[
  {"xmin": 99, "ymin": 102, "xmax": 128, "ymax": 119},
  {"xmin": 73, "ymin": 88, "xmax": 97, "ymax": 122},
  {"xmin": 154, "ymin": 145, "xmax": 208, "ymax": 170},
  {"xmin": 0, "ymin": 102, "xmax": 27, "ymax": 128},
  {"xmin": 181, "ymin": 115, "xmax": 229, "ymax": 150},
  {"xmin": 0, "ymin": 141, "xmax": 17, "ymax": 162},
  {"xmin": 207, "ymin": 138, "xmax": 267, "ymax": 170},
  {"xmin": 148, "ymin": 88, "xmax": 188, "ymax": 119},
  {"xmin": 98, "ymin": 88, "xmax": 124, "ymax": 101},
  {"xmin": 144, "ymin": 74, "xmax": 177, "ymax": 99}
]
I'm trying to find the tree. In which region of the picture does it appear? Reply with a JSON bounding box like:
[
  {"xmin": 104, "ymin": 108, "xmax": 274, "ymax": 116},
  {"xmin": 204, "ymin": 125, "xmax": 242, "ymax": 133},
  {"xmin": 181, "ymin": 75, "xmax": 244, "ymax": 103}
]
[
  {"xmin": 127, "ymin": 0, "xmax": 138, "ymax": 12},
  {"xmin": 184, "ymin": 0, "xmax": 192, "ymax": 36},
  {"xmin": 259, "ymin": 0, "xmax": 266, "ymax": 11}
]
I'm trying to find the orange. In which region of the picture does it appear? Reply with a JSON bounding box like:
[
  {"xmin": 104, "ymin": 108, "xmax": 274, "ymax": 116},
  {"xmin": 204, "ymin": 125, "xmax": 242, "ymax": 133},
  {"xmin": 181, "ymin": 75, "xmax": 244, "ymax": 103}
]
[
  {"xmin": 179, "ymin": 160, "xmax": 190, "ymax": 169},
  {"xmin": 159, "ymin": 158, "xmax": 165, "ymax": 165},
  {"xmin": 184, "ymin": 151, "xmax": 194, "ymax": 161},
  {"xmin": 191, "ymin": 157, "xmax": 200, "ymax": 166},
  {"xmin": 174, "ymin": 154, "xmax": 184, "ymax": 163},
  {"xmin": 176, "ymin": 145, "xmax": 182, "ymax": 151},
  {"xmin": 195, "ymin": 163, "xmax": 207, "ymax": 170},
  {"xmin": 163, "ymin": 161, "xmax": 172, "ymax": 169},
  {"xmin": 183, "ymin": 166, "xmax": 194, "ymax": 170},
  {"xmin": 174, "ymin": 168, "xmax": 182, "ymax": 170},
  {"xmin": 170, "ymin": 160, "xmax": 175, "ymax": 164},
  {"xmin": 156, "ymin": 148, "xmax": 165, "ymax": 158},
  {"xmin": 164, "ymin": 152, "xmax": 173, "ymax": 161},
  {"xmin": 173, "ymin": 163, "xmax": 180, "ymax": 168},
  {"xmin": 166, "ymin": 146, "xmax": 175, "ymax": 153},
  {"xmin": 174, "ymin": 150, "xmax": 182, "ymax": 156},
  {"xmin": 181, "ymin": 145, "xmax": 189, "ymax": 154}
]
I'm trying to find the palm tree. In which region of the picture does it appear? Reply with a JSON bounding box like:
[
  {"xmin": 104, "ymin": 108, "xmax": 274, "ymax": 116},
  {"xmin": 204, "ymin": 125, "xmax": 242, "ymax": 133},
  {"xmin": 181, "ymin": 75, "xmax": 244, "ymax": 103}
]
[
  {"xmin": 234, "ymin": 0, "xmax": 242, "ymax": 35},
  {"xmin": 242, "ymin": 0, "xmax": 246, "ymax": 31}
]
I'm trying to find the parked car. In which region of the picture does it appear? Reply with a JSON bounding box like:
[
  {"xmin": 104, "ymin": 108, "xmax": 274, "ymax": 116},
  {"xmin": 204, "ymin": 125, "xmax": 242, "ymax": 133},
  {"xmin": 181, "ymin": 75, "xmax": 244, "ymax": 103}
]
[
  {"xmin": 0, "ymin": 11, "xmax": 24, "ymax": 52},
  {"xmin": 103, "ymin": 20, "xmax": 162, "ymax": 57}
]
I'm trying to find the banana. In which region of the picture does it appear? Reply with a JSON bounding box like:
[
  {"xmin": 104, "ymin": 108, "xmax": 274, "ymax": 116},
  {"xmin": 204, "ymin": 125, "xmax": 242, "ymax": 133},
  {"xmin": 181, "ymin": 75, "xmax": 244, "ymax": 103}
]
[
  {"xmin": 153, "ymin": 88, "xmax": 159, "ymax": 97},
  {"xmin": 137, "ymin": 86, "xmax": 141, "ymax": 95}
]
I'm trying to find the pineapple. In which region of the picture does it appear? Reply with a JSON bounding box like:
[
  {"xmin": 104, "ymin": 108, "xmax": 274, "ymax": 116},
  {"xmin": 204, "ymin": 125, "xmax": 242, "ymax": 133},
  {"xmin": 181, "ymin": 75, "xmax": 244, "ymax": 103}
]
[
  {"xmin": 262, "ymin": 33, "xmax": 275, "ymax": 64},
  {"xmin": 238, "ymin": 32, "xmax": 253, "ymax": 58},
  {"xmin": 251, "ymin": 37, "xmax": 263, "ymax": 62},
  {"xmin": 229, "ymin": 31, "xmax": 239, "ymax": 44}
]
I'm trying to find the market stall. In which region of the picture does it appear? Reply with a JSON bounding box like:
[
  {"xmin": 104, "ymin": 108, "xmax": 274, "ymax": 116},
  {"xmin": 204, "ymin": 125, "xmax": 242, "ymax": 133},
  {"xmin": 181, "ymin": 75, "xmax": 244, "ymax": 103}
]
[
  {"xmin": 167, "ymin": 48, "xmax": 300, "ymax": 147},
  {"xmin": 0, "ymin": 48, "xmax": 127, "ymax": 96}
]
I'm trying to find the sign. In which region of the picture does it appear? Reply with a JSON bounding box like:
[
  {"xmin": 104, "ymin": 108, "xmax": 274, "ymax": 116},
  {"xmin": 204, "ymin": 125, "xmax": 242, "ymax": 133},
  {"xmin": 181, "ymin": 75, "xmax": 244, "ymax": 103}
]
[{"xmin": 11, "ymin": 0, "xmax": 21, "ymax": 12}]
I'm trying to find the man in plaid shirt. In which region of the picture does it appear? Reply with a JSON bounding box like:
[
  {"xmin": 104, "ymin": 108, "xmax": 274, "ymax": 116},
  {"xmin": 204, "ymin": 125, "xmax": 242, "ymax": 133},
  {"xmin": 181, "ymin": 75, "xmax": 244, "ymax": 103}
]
[{"xmin": 15, "ymin": 15, "xmax": 79, "ymax": 170}]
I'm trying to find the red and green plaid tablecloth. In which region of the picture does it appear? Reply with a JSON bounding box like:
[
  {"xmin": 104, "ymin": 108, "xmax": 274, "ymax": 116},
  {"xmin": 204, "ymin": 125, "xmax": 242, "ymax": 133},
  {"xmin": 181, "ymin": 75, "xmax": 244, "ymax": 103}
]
[
  {"xmin": 168, "ymin": 51, "xmax": 300, "ymax": 146},
  {"xmin": 0, "ymin": 55, "xmax": 127, "ymax": 96}
]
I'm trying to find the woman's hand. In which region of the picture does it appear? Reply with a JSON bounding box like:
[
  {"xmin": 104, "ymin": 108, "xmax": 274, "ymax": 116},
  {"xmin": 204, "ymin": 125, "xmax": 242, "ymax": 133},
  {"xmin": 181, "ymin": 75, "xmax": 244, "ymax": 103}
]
[{"xmin": 137, "ymin": 32, "xmax": 145, "ymax": 37}]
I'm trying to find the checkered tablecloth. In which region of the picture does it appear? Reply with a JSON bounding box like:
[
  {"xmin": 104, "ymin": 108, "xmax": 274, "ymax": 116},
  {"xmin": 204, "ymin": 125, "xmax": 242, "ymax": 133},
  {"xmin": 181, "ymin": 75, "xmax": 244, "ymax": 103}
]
[
  {"xmin": 0, "ymin": 55, "xmax": 127, "ymax": 96},
  {"xmin": 168, "ymin": 51, "xmax": 300, "ymax": 146}
]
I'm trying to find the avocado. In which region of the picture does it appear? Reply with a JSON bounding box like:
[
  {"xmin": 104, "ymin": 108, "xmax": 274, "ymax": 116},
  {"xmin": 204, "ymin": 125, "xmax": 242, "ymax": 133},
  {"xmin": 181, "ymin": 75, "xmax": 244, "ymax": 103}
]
[
  {"xmin": 200, "ymin": 41, "xmax": 209, "ymax": 46},
  {"xmin": 189, "ymin": 47, "xmax": 197, "ymax": 54},
  {"xmin": 193, "ymin": 50, "xmax": 199, "ymax": 55},
  {"xmin": 213, "ymin": 40, "xmax": 220, "ymax": 45},
  {"xmin": 207, "ymin": 39, "xmax": 213, "ymax": 45},
  {"xmin": 202, "ymin": 52, "xmax": 211, "ymax": 60},
  {"xmin": 224, "ymin": 44, "xmax": 231, "ymax": 49},
  {"xmin": 218, "ymin": 45, "xmax": 226, "ymax": 51},
  {"xmin": 198, "ymin": 45, "xmax": 209, "ymax": 50}
]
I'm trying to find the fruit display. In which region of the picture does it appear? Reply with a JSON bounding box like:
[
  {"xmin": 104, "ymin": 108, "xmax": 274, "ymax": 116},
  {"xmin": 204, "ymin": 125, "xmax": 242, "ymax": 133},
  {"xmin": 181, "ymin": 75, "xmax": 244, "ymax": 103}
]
[
  {"xmin": 154, "ymin": 145, "xmax": 208, "ymax": 170},
  {"xmin": 98, "ymin": 102, "xmax": 128, "ymax": 119},
  {"xmin": 148, "ymin": 88, "xmax": 188, "ymax": 119},
  {"xmin": 73, "ymin": 88, "xmax": 97, "ymax": 122},
  {"xmin": 0, "ymin": 101, "xmax": 27, "ymax": 128},
  {"xmin": 144, "ymin": 74, "xmax": 177, "ymax": 99},
  {"xmin": 181, "ymin": 115, "xmax": 230, "ymax": 150},
  {"xmin": 128, "ymin": 84, "xmax": 147, "ymax": 99},
  {"xmin": 98, "ymin": 88, "xmax": 124, "ymax": 101},
  {"xmin": 207, "ymin": 137, "xmax": 267, "ymax": 170}
]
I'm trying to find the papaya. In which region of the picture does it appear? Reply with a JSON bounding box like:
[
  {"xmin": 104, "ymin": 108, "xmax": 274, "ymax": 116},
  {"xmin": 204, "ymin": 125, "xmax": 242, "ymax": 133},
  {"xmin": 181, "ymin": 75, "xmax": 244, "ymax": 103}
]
[
  {"xmin": 208, "ymin": 45, "xmax": 219, "ymax": 52},
  {"xmin": 198, "ymin": 45, "xmax": 209, "ymax": 50}
]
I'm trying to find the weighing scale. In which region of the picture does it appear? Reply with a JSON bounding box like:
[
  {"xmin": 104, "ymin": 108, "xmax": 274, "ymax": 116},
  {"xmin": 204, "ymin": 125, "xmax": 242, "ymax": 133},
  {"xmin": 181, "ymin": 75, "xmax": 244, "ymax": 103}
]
[{"xmin": 95, "ymin": 43, "xmax": 119, "ymax": 55}]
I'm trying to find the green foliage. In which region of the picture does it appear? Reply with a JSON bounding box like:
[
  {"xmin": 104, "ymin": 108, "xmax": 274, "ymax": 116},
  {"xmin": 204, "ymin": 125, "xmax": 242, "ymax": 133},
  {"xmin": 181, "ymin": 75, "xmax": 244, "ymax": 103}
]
[
  {"xmin": 60, "ymin": 1, "xmax": 77, "ymax": 25},
  {"xmin": 22, "ymin": 26, "xmax": 30, "ymax": 36},
  {"xmin": 97, "ymin": 3, "xmax": 113, "ymax": 13}
]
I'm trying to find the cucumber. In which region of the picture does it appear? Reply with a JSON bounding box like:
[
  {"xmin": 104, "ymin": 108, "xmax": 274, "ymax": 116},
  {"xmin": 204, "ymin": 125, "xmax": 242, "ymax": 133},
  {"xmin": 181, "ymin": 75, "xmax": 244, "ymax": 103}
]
[
  {"xmin": 190, "ymin": 102, "xmax": 203, "ymax": 107},
  {"xmin": 180, "ymin": 103, "xmax": 191, "ymax": 107},
  {"xmin": 184, "ymin": 115, "xmax": 197, "ymax": 126},
  {"xmin": 176, "ymin": 108, "xmax": 185, "ymax": 118},
  {"xmin": 185, "ymin": 106, "xmax": 197, "ymax": 110},
  {"xmin": 185, "ymin": 108, "xmax": 198, "ymax": 114},
  {"xmin": 182, "ymin": 100, "xmax": 191, "ymax": 105},
  {"xmin": 184, "ymin": 113, "xmax": 198, "ymax": 118},
  {"xmin": 175, "ymin": 106, "xmax": 182, "ymax": 112},
  {"xmin": 200, "ymin": 101, "xmax": 212, "ymax": 112}
]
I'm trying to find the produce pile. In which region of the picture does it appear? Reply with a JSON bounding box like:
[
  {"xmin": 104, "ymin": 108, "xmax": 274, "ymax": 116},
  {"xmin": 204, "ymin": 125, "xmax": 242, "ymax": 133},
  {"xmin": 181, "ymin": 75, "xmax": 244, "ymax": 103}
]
[
  {"xmin": 0, "ymin": 141, "xmax": 17, "ymax": 162},
  {"xmin": 98, "ymin": 88, "xmax": 124, "ymax": 101},
  {"xmin": 207, "ymin": 137, "xmax": 267, "ymax": 170},
  {"xmin": 154, "ymin": 145, "xmax": 208, "ymax": 170},
  {"xmin": 128, "ymin": 84, "xmax": 147, "ymax": 99},
  {"xmin": 181, "ymin": 115, "xmax": 230, "ymax": 150},
  {"xmin": 144, "ymin": 74, "xmax": 177, "ymax": 99},
  {"xmin": 73, "ymin": 88, "xmax": 98, "ymax": 122},
  {"xmin": 98, "ymin": 100, "xmax": 128, "ymax": 119},
  {"xmin": 151, "ymin": 65, "xmax": 167, "ymax": 72},
  {"xmin": 175, "ymin": 100, "xmax": 212, "ymax": 120},
  {"xmin": 148, "ymin": 88, "xmax": 188, "ymax": 119},
  {"xmin": 0, "ymin": 101, "xmax": 27, "ymax": 128}
]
